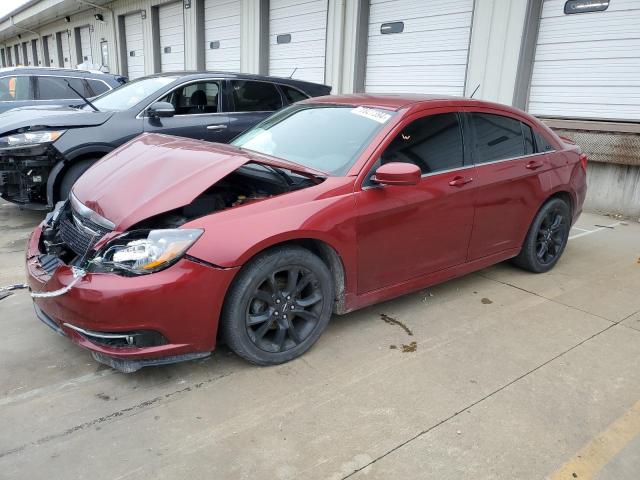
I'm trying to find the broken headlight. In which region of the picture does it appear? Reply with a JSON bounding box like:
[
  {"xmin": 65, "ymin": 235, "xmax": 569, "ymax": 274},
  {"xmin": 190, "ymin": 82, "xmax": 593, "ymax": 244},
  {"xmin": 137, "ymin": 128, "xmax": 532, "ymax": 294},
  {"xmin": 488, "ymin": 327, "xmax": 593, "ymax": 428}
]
[
  {"xmin": 0, "ymin": 130, "xmax": 66, "ymax": 149},
  {"xmin": 90, "ymin": 229, "xmax": 203, "ymax": 275}
]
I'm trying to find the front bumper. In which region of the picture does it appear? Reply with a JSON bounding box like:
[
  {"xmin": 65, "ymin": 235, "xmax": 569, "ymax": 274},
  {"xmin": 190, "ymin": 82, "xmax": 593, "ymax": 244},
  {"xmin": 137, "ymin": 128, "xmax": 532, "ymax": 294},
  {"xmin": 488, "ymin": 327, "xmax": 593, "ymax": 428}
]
[{"xmin": 26, "ymin": 225, "xmax": 240, "ymax": 372}]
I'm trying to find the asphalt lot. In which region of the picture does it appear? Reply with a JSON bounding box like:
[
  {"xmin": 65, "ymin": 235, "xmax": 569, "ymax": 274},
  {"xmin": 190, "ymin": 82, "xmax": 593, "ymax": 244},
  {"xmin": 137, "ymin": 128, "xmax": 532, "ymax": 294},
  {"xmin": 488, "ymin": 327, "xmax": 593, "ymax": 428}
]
[{"xmin": 1, "ymin": 198, "xmax": 639, "ymax": 480}]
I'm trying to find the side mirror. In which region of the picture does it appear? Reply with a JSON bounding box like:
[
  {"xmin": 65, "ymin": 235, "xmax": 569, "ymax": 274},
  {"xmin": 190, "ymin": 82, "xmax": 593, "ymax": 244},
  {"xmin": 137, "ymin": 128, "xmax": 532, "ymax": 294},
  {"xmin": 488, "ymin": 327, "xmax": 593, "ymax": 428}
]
[
  {"xmin": 147, "ymin": 101, "xmax": 175, "ymax": 118},
  {"xmin": 371, "ymin": 162, "xmax": 421, "ymax": 186}
]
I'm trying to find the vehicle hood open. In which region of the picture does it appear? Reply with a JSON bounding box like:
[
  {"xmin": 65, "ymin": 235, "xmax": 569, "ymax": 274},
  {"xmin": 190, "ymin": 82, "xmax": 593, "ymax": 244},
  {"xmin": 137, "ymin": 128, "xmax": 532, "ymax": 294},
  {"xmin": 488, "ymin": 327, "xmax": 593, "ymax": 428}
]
[
  {"xmin": 0, "ymin": 105, "xmax": 113, "ymax": 135},
  {"xmin": 72, "ymin": 133, "xmax": 320, "ymax": 231}
]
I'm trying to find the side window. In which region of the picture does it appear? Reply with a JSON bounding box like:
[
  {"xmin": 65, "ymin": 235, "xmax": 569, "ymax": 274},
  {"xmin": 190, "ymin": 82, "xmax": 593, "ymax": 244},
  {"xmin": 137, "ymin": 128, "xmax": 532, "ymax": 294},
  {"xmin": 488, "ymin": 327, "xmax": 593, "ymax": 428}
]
[
  {"xmin": 37, "ymin": 76, "xmax": 90, "ymax": 100},
  {"xmin": 379, "ymin": 113, "xmax": 464, "ymax": 175},
  {"xmin": 0, "ymin": 76, "xmax": 33, "ymax": 101},
  {"xmin": 281, "ymin": 85, "xmax": 309, "ymax": 104},
  {"xmin": 534, "ymin": 130, "xmax": 554, "ymax": 153},
  {"xmin": 231, "ymin": 80, "xmax": 282, "ymax": 112},
  {"xmin": 87, "ymin": 79, "xmax": 110, "ymax": 96},
  {"xmin": 159, "ymin": 81, "xmax": 220, "ymax": 115},
  {"xmin": 523, "ymin": 123, "xmax": 535, "ymax": 155},
  {"xmin": 469, "ymin": 113, "xmax": 525, "ymax": 163}
]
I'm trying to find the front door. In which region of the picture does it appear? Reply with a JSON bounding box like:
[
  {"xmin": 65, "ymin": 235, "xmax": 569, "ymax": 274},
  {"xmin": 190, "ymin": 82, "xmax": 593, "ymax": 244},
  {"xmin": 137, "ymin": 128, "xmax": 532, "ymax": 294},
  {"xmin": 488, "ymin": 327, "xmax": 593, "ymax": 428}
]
[
  {"xmin": 143, "ymin": 79, "xmax": 230, "ymax": 143},
  {"xmin": 356, "ymin": 112, "xmax": 476, "ymax": 294}
]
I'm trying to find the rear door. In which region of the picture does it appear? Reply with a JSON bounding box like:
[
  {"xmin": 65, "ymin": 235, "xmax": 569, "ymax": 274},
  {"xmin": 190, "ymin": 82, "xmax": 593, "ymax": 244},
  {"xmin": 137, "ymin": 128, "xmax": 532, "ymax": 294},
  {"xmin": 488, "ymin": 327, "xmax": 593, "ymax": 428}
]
[
  {"xmin": 465, "ymin": 110, "xmax": 552, "ymax": 260},
  {"xmin": 143, "ymin": 79, "xmax": 230, "ymax": 143},
  {"xmin": 356, "ymin": 110, "xmax": 476, "ymax": 293},
  {"xmin": 226, "ymin": 79, "xmax": 284, "ymax": 139}
]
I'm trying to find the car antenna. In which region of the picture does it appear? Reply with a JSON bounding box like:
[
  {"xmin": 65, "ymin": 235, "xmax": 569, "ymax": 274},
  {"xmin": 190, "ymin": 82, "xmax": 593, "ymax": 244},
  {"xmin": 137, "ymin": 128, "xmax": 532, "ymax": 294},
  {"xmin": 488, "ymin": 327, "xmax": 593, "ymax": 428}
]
[
  {"xmin": 469, "ymin": 84, "xmax": 481, "ymax": 99},
  {"xmin": 65, "ymin": 80, "xmax": 99, "ymax": 112},
  {"xmin": 289, "ymin": 67, "xmax": 298, "ymax": 78}
]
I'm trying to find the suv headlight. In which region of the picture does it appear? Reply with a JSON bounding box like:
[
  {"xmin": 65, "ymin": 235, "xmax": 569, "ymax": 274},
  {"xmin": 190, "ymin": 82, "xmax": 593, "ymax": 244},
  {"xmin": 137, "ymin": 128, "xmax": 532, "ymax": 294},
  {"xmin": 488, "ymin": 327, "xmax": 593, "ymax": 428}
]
[
  {"xmin": 0, "ymin": 130, "xmax": 66, "ymax": 148},
  {"xmin": 90, "ymin": 229, "xmax": 203, "ymax": 275}
]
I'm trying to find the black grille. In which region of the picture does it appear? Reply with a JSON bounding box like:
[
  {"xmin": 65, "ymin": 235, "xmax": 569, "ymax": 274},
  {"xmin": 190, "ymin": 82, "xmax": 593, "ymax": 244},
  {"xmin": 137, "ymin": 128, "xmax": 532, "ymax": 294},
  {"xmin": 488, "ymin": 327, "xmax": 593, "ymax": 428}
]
[{"xmin": 58, "ymin": 205, "xmax": 112, "ymax": 256}]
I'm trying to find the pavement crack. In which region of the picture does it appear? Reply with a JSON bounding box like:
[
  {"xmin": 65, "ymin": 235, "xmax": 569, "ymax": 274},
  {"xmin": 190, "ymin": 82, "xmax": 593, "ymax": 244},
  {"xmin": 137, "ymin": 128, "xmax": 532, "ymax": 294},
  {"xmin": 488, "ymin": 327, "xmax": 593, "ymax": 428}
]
[
  {"xmin": 0, "ymin": 371, "xmax": 233, "ymax": 460},
  {"xmin": 340, "ymin": 322, "xmax": 619, "ymax": 479},
  {"xmin": 477, "ymin": 274, "xmax": 617, "ymax": 325}
]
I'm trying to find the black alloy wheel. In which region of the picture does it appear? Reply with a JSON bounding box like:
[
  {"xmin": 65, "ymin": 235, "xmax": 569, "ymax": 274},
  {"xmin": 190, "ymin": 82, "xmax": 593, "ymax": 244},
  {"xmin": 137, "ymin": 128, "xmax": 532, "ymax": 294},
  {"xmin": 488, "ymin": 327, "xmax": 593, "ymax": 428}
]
[
  {"xmin": 221, "ymin": 246, "xmax": 334, "ymax": 365},
  {"xmin": 513, "ymin": 197, "xmax": 571, "ymax": 273},
  {"xmin": 246, "ymin": 266, "xmax": 324, "ymax": 353}
]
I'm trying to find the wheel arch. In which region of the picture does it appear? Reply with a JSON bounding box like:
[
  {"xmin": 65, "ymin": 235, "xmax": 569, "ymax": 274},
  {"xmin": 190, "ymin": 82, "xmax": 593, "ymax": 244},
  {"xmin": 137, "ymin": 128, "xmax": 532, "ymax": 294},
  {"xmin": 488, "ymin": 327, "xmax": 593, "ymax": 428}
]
[
  {"xmin": 47, "ymin": 149, "xmax": 111, "ymax": 204},
  {"xmin": 226, "ymin": 237, "xmax": 348, "ymax": 315}
]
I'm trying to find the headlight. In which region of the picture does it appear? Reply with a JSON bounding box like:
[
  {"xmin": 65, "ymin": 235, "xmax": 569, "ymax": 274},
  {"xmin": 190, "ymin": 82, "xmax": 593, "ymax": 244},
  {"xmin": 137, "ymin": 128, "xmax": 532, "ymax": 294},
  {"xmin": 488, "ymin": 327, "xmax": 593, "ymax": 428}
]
[
  {"xmin": 90, "ymin": 229, "xmax": 203, "ymax": 275},
  {"xmin": 0, "ymin": 130, "xmax": 66, "ymax": 148}
]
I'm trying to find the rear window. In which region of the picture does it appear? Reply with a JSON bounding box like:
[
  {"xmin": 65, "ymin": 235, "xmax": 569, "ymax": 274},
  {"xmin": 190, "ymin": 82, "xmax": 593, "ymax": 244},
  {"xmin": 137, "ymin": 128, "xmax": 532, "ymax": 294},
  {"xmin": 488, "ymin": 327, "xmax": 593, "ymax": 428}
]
[
  {"xmin": 469, "ymin": 113, "xmax": 526, "ymax": 163},
  {"xmin": 37, "ymin": 76, "xmax": 91, "ymax": 100},
  {"xmin": 281, "ymin": 85, "xmax": 309, "ymax": 104},
  {"xmin": 87, "ymin": 79, "xmax": 110, "ymax": 96},
  {"xmin": 231, "ymin": 80, "xmax": 282, "ymax": 112}
]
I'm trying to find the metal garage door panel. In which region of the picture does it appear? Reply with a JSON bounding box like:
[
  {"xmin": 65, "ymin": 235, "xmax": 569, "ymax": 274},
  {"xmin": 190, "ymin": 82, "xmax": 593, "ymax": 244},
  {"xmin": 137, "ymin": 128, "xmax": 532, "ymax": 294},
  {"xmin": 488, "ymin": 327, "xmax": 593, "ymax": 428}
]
[
  {"xmin": 204, "ymin": 0, "xmax": 241, "ymax": 71},
  {"xmin": 365, "ymin": 0, "xmax": 473, "ymax": 95},
  {"xmin": 44, "ymin": 36, "xmax": 56, "ymax": 67},
  {"xmin": 269, "ymin": 0, "xmax": 328, "ymax": 83},
  {"xmin": 79, "ymin": 26, "xmax": 92, "ymax": 63},
  {"xmin": 25, "ymin": 41, "xmax": 34, "ymax": 66},
  {"xmin": 529, "ymin": 0, "xmax": 640, "ymax": 121},
  {"xmin": 125, "ymin": 13, "xmax": 145, "ymax": 79},
  {"xmin": 159, "ymin": 2, "xmax": 185, "ymax": 72},
  {"xmin": 59, "ymin": 32, "xmax": 71, "ymax": 68}
]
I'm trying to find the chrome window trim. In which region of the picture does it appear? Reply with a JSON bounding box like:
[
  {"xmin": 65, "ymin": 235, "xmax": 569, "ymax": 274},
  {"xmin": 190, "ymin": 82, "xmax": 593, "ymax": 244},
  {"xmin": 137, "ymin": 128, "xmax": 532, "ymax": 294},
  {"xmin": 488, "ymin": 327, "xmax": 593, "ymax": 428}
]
[
  {"xmin": 472, "ymin": 150, "xmax": 556, "ymax": 167},
  {"xmin": 361, "ymin": 164, "xmax": 475, "ymax": 191}
]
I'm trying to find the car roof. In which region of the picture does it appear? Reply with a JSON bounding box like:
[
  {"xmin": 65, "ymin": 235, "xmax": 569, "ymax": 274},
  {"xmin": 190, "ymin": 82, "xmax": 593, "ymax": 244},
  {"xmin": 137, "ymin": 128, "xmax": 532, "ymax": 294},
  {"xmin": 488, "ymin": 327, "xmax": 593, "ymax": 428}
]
[
  {"xmin": 0, "ymin": 67, "xmax": 123, "ymax": 79},
  {"xmin": 143, "ymin": 71, "xmax": 330, "ymax": 88},
  {"xmin": 300, "ymin": 93, "xmax": 539, "ymax": 119}
]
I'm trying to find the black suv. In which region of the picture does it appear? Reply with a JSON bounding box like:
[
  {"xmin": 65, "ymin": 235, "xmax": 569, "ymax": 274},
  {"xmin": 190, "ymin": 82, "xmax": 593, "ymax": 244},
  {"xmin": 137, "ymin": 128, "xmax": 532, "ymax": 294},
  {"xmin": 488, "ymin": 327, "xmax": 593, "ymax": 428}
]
[
  {"xmin": 0, "ymin": 72, "xmax": 330, "ymax": 209},
  {"xmin": 0, "ymin": 67, "xmax": 127, "ymax": 114}
]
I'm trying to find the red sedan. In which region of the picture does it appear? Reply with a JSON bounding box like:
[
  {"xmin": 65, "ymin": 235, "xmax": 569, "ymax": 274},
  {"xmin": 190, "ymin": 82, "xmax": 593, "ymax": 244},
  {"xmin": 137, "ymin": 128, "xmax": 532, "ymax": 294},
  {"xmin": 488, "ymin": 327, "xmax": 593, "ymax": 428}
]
[{"xmin": 26, "ymin": 94, "xmax": 587, "ymax": 372}]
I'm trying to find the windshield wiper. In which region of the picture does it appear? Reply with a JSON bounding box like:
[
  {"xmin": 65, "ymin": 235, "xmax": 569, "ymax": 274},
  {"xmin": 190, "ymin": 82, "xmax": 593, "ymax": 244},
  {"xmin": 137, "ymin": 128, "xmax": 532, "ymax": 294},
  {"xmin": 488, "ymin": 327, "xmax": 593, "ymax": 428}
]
[
  {"xmin": 264, "ymin": 165, "xmax": 294, "ymax": 186},
  {"xmin": 65, "ymin": 80, "xmax": 99, "ymax": 112}
]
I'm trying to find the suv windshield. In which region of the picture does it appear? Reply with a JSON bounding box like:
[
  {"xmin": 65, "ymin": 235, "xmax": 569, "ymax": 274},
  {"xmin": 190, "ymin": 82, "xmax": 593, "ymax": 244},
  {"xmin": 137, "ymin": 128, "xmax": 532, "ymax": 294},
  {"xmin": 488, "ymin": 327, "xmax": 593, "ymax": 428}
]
[
  {"xmin": 90, "ymin": 76, "xmax": 178, "ymax": 111},
  {"xmin": 231, "ymin": 104, "xmax": 395, "ymax": 175}
]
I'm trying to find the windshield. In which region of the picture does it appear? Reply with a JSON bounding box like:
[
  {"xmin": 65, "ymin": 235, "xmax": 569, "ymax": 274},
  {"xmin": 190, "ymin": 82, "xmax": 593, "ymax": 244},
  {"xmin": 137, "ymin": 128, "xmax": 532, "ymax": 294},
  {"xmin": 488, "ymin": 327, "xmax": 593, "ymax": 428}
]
[
  {"xmin": 90, "ymin": 76, "xmax": 178, "ymax": 111},
  {"xmin": 231, "ymin": 104, "xmax": 395, "ymax": 175}
]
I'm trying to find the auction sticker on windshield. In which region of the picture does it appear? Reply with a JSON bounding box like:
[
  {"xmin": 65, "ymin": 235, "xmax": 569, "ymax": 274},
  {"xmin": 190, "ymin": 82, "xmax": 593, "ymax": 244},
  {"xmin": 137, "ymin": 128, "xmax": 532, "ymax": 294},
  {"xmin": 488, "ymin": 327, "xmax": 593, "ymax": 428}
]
[{"xmin": 350, "ymin": 106, "xmax": 392, "ymax": 124}]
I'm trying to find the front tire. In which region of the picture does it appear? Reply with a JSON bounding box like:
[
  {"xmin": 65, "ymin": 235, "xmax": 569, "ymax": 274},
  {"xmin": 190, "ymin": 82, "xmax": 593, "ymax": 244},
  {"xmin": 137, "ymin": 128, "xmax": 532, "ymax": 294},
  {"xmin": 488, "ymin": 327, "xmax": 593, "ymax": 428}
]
[
  {"xmin": 57, "ymin": 159, "xmax": 96, "ymax": 201},
  {"xmin": 220, "ymin": 246, "xmax": 335, "ymax": 365},
  {"xmin": 513, "ymin": 197, "xmax": 571, "ymax": 273}
]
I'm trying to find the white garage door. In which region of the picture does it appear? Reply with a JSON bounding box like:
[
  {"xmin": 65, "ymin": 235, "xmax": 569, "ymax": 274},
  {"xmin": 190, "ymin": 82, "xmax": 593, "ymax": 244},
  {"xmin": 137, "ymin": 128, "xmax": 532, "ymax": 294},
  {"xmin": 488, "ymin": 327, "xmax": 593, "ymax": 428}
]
[
  {"xmin": 79, "ymin": 26, "xmax": 93, "ymax": 64},
  {"xmin": 124, "ymin": 13, "xmax": 145, "ymax": 79},
  {"xmin": 365, "ymin": 0, "xmax": 473, "ymax": 95},
  {"xmin": 59, "ymin": 31, "xmax": 71, "ymax": 68},
  {"xmin": 529, "ymin": 0, "xmax": 640, "ymax": 121},
  {"xmin": 44, "ymin": 35, "xmax": 58, "ymax": 67},
  {"xmin": 204, "ymin": 0, "xmax": 241, "ymax": 71},
  {"xmin": 269, "ymin": 0, "xmax": 328, "ymax": 83},
  {"xmin": 25, "ymin": 42, "xmax": 34, "ymax": 66},
  {"xmin": 159, "ymin": 2, "xmax": 185, "ymax": 72}
]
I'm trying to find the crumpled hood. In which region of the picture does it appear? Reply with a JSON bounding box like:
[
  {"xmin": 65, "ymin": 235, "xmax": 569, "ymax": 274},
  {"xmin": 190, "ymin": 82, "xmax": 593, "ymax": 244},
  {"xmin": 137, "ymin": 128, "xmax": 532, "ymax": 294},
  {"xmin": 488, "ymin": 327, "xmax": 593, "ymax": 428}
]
[
  {"xmin": 72, "ymin": 133, "xmax": 256, "ymax": 231},
  {"xmin": 0, "ymin": 105, "xmax": 113, "ymax": 134}
]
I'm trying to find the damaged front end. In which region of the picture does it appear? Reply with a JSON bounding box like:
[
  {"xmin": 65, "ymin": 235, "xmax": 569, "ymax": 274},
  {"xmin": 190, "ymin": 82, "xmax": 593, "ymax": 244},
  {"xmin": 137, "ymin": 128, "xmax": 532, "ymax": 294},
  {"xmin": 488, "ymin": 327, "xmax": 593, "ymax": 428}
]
[{"xmin": 0, "ymin": 130, "xmax": 66, "ymax": 208}]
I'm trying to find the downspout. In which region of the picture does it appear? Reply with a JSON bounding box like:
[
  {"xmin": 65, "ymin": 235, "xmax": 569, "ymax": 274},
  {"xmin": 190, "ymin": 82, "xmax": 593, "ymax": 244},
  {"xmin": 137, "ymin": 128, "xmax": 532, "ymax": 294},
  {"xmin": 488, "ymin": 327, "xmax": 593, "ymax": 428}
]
[
  {"xmin": 75, "ymin": 0, "xmax": 120, "ymax": 74},
  {"xmin": 10, "ymin": 16, "xmax": 43, "ymax": 66}
]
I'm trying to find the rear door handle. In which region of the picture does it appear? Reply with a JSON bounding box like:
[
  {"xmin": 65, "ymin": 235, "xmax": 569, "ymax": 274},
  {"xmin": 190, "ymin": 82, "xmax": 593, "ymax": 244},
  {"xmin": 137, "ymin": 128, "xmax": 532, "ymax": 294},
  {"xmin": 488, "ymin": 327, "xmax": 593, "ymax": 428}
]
[
  {"xmin": 526, "ymin": 160, "xmax": 544, "ymax": 170},
  {"xmin": 206, "ymin": 124, "xmax": 227, "ymax": 130},
  {"xmin": 449, "ymin": 176, "xmax": 473, "ymax": 187}
]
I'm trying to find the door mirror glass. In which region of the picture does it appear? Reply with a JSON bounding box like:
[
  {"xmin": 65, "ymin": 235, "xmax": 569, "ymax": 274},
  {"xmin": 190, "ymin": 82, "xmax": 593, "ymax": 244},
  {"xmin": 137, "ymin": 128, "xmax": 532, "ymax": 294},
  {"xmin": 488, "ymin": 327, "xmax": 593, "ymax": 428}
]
[
  {"xmin": 372, "ymin": 162, "xmax": 421, "ymax": 186},
  {"xmin": 148, "ymin": 101, "xmax": 175, "ymax": 118}
]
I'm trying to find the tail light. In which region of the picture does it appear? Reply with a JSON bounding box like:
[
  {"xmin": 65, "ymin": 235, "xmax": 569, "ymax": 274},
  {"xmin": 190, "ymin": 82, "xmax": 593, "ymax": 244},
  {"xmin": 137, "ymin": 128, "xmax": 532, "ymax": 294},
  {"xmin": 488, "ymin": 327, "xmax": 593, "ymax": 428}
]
[{"xmin": 579, "ymin": 153, "xmax": 588, "ymax": 171}]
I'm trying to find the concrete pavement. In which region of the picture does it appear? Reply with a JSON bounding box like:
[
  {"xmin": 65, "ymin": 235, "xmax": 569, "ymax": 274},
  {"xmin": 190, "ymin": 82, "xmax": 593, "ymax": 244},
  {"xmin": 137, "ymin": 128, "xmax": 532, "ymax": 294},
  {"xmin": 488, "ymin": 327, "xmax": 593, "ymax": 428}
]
[{"xmin": 1, "ymin": 199, "xmax": 639, "ymax": 479}]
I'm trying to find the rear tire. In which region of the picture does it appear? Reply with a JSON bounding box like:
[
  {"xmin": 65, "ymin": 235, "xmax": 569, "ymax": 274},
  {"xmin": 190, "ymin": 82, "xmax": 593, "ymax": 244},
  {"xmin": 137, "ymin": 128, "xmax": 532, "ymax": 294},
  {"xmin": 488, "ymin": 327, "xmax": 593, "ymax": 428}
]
[
  {"xmin": 512, "ymin": 197, "xmax": 571, "ymax": 273},
  {"xmin": 57, "ymin": 159, "xmax": 96, "ymax": 201},
  {"xmin": 220, "ymin": 246, "xmax": 334, "ymax": 365}
]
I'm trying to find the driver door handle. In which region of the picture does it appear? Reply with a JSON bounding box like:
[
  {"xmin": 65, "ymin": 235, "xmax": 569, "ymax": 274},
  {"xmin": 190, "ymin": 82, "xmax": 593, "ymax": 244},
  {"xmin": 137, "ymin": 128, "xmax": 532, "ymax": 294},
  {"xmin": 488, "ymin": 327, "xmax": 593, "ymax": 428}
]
[
  {"xmin": 526, "ymin": 160, "xmax": 544, "ymax": 170},
  {"xmin": 207, "ymin": 124, "xmax": 227, "ymax": 130},
  {"xmin": 449, "ymin": 176, "xmax": 473, "ymax": 187}
]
